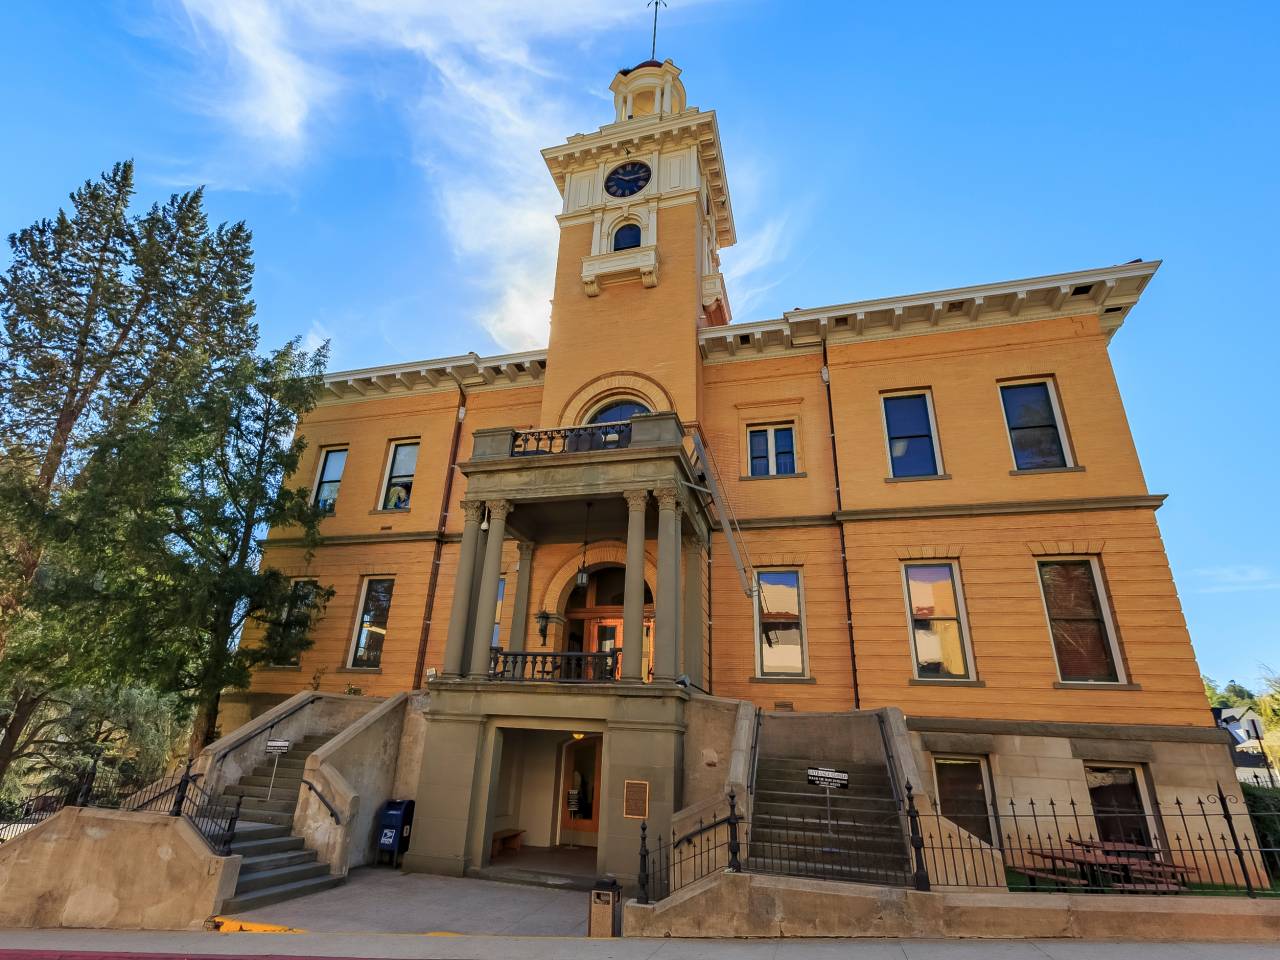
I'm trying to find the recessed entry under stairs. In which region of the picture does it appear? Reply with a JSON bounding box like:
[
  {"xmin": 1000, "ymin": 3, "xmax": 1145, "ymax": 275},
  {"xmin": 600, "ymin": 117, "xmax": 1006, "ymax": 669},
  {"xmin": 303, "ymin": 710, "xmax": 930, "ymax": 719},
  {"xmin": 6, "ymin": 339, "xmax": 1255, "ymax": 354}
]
[
  {"xmin": 472, "ymin": 844, "xmax": 599, "ymax": 891},
  {"xmin": 747, "ymin": 712, "xmax": 913, "ymax": 887}
]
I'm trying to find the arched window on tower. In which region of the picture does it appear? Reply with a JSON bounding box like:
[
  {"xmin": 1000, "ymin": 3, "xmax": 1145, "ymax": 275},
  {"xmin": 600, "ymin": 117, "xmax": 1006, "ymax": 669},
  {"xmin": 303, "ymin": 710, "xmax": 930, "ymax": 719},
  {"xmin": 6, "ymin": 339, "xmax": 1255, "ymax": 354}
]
[
  {"xmin": 589, "ymin": 399, "xmax": 650, "ymax": 424},
  {"xmin": 613, "ymin": 223, "xmax": 642, "ymax": 251}
]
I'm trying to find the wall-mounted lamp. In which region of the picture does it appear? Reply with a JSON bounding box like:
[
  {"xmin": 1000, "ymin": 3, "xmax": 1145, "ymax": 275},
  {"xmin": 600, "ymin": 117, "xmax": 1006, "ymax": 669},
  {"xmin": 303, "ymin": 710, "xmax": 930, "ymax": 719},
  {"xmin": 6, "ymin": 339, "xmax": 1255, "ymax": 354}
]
[
  {"xmin": 575, "ymin": 501, "xmax": 593, "ymax": 589},
  {"xmin": 535, "ymin": 609, "xmax": 551, "ymax": 645}
]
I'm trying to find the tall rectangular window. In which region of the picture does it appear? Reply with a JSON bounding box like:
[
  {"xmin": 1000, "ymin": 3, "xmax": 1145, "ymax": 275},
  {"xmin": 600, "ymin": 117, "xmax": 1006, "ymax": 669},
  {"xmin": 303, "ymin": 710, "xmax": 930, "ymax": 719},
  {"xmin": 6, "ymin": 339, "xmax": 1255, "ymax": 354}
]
[
  {"xmin": 271, "ymin": 578, "xmax": 319, "ymax": 666},
  {"xmin": 1000, "ymin": 381, "xmax": 1070, "ymax": 470},
  {"xmin": 381, "ymin": 442, "xmax": 419, "ymax": 510},
  {"xmin": 748, "ymin": 424, "xmax": 796, "ymax": 477},
  {"xmin": 933, "ymin": 757, "xmax": 994, "ymax": 846},
  {"xmin": 490, "ymin": 576, "xmax": 506, "ymax": 648},
  {"xmin": 883, "ymin": 392, "xmax": 942, "ymax": 478},
  {"xmin": 350, "ymin": 577, "xmax": 394, "ymax": 669},
  {"xmin": 756, "ymin": 569, "xmax": 805, "ymax": 676},
  {"xmin": 1037, "ymin": 558, "xmax": 1121, "ymax": 683},
  {"xmin": 314, "ymin": 449, "xmax": 347, "ymax": 513},
  {"xmin": 904, "ymin": 563, "xmax": 972, "ymax": 680}
]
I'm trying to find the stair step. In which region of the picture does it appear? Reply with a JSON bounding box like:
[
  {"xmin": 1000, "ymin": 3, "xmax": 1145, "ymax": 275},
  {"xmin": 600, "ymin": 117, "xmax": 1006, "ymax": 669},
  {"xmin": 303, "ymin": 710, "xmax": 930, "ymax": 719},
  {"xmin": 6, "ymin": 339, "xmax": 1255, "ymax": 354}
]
[
  {"xmin": 756, "ymin": 757, "xmax": 890, "ymax": 772},
  {"xmin": 227, "ymin": 783, "xmax": 300, "ymax": 801},
  {"xmin": 230, "ymin": 834, "xmax": 306, "ymax": 857},
  {"xmin": 222, "ymin": 873, "xmax": 344, "ymax": 913},
  {"xmin": 242, "ymin": 773, "xmax": 304, "ymax": 787},
  {"xmin": 252, "ymin": 757, "xmax": 306, "ymax": 772},
  {"xmin": 239, "ymin": 849, "xmax": 317, "ymax": 874},
  {"xmin": 747, "ymin": 855, "xmax": 912, "ymax": 886},
  {"xmin": 229, "ymin": 807, "xmax": 293, "ymax": 827},
  {"xmin": 230, "ymin": 794, "xmax": 297, "ymax": 814},
  {"xmin": 232, "ymin": 820, "xmax": 291, "ymax": 840},
  {"xmin": 234, "ymin": 860, "xmax": 330, "ymax": 894}
]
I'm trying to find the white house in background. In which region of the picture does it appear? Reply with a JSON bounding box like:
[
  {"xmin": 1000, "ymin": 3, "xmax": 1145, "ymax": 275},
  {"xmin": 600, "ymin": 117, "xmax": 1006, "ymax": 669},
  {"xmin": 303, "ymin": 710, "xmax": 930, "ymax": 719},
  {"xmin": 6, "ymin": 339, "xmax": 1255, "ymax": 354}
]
[{"xmin": 1212, "ymin": 705, "xmax": 1278, "ymax": 786}]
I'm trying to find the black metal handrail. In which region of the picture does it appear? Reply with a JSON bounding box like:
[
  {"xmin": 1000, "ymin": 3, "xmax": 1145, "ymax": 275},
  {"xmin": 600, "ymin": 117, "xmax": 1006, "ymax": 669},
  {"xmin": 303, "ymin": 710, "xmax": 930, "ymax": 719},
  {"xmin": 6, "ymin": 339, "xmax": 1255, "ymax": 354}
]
[
  {"xmin": 211, "ymin": 692, "xmax": 323, "ymax": 763},
  {"xmin": 488, "ymin": 648, "xmax": 619, "ymax": 683},
  {"xmin": 875, "ymin": 712, "xmax": 903, "ymax": 807},
  {"xmin": 747, "ymin": 707, "xmax": 763, "ymax": 796},
  {"xmin": 639, "ymin": 790, "xmax": 742, "ymax": 904},
  {"xmin": 301, "ymin": 778, "xmax": 342, "ymax": 824},
  {"xmin": 510, "ymin": 422, "xmax": 633, "ymax": 457},
  {"xmin": 122, "ymin": 760, "xmax": 241, "ymax": 855},
  {"xmin": 0, "ymin": 784, "xmax": 79, "ymax": 843}
]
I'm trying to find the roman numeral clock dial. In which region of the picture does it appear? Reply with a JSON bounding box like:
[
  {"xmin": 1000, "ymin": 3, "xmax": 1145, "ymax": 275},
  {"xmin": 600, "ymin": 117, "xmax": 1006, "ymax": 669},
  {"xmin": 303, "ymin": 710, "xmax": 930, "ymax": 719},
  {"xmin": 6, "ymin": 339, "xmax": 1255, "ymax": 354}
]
[{"xmin": 604, "ymin": 161, "xmax": 652, "ymax": 198}]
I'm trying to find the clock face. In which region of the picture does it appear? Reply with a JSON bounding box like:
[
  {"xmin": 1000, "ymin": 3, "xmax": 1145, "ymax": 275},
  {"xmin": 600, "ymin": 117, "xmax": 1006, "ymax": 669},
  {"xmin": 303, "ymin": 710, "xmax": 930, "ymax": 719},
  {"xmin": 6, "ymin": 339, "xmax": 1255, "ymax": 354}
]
[{"xmin": 604, "ymin": 161, "xmax": 652, "ymax": 198}]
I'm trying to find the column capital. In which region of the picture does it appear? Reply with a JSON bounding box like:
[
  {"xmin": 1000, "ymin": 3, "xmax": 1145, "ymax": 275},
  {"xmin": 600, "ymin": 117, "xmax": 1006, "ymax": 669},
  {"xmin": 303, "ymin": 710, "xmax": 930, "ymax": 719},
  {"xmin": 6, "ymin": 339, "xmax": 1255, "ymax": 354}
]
[
  {"xmin": 485, "ymin": 498, "xmax": 514, "ymax": 522},
  {"xmin": 517, "ymin": 540, "xmax": 535, "ymax": 558},
  {"xmin": 623, "ymin": 488, "xmax": 650, "ymax": 512},
  {"xmin": 654, "ymin": 484, "xmax": 680, "ymax": 511},
  {"xmin": 681, "ymin": 529, "xmax": 703, "ymax": 548},
  {"xmin": 461, "ymin": 500, "xmax": 486, "ymax": 524}
]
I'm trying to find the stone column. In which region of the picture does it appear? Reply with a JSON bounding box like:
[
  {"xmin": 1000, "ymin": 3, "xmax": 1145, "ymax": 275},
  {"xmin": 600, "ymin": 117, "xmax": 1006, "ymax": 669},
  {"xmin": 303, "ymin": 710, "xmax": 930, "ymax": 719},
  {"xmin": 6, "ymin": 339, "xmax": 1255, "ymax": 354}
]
[
  {"xmin": 506, "ymin": 541, "xmax": 535, "ymax": 653},
  {"xmin": 469, "ymin": 499, "xmax": 513, "ymax": 678},
  {"xmin": 443, "ymin": 501, "xmax": 485, "ymax": 677},
  {"xmin": 622, "ymin": 489, "xmax": 649, "ymax": 681},
  {"xmin": 682, "ymin": 530, "xmax": 704, "ymax": 687},
  {"xmin": 653, "ymin": 485, "xmax": 681, "ymax": 681}
]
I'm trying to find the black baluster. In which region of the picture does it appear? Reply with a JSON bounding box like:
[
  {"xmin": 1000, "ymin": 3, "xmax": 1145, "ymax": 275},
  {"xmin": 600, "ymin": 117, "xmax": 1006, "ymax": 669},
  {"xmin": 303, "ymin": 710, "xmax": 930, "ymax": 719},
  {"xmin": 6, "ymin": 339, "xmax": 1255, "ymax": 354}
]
[
  {"xmin": 224, "ymin": 795, "xmax": 242, "ymax": 855},
  {"xmin": 905, "ymin": 781, "xmax": 930, "ymax": 891},
  {"xmin": 171, "ymin": 758, "xmax": 194, "ymax": 818},
  {"xmin": 1216, "ymin": 782, "xmax": 1256, "ymax": 897},
  {"xmin": 638, "ymin": 821, "xmax": 650, "ymax": 904},
  {"xmin": 727, "ymin": 790, "xmax": 741, "ymax": 872}
]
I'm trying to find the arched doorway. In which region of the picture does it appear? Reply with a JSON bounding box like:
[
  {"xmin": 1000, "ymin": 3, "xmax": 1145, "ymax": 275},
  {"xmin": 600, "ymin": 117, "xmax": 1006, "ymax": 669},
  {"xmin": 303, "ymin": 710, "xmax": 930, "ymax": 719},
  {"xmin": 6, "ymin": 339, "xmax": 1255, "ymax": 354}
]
[{"xmin": 562, "ymin": 564, "xmax": 654, "ymax": 680}]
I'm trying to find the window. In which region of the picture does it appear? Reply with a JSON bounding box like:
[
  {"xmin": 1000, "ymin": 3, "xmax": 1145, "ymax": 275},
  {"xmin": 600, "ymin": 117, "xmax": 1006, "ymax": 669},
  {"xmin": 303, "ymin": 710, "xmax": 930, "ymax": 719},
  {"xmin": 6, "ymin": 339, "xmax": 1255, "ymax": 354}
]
[
  {"xmin": 1000, "ymin": 380, "xmax": 1071, "ymax": 470},
  {"xmin": 904, "ymin": 563, "xmax": 973, "ymax": 680},
  {"xmin": 1037, "ymin": 558, "xmax": 1122, "ymax": 683},
  {"xmin": 1085, "ymin": 765, "xmax": 1152, "ymax": 847},
  {"xmin": 613, "ymin": 223, "xmax": 642, "ymax": 251},
  {"xmin": 350, "ymin": 578, "xmax": 394, "ymax": 669},
  {"xmin": 314, "ymin": 449, "xmax": 347, "ymax": 513},
  {"xmin": 933, "ymin": 757, "xmax": 994, "ymax": 846},
  {"xmin": 748, "ymin": 424, "xmax": 796, "ymax": 477},
  {"xmin": 490, "ymin": 576, "xmax": 506, "ymax": 648},
  {"xmin": 756, "ymin": 569, "xmax": 806, "ymax": 677},
  {"xmin": 883, "ymin": 392, "xmax": 942, "ymax": 478},
  {"xmin": 381, "ymin": 442, "xmax": 419, "ymax": 510},
  {"xmin": 271, "ymin": 579, "xmax": 320, "ymax": 666},
  {"xmin": 589, "ymin": 399, "xmax": 649, "ymax": 424}
]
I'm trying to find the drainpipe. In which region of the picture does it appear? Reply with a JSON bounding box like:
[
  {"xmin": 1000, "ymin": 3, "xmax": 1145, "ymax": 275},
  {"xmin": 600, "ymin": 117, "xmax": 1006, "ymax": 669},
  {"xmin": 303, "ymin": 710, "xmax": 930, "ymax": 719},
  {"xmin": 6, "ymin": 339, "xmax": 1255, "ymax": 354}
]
[
  {"xmin": 821, "ymin": 337, "xmax": 860, "ymax": 709},
  {"xmin": 412, "ymin": 383, "xmax": 467, "ymax": 689}
]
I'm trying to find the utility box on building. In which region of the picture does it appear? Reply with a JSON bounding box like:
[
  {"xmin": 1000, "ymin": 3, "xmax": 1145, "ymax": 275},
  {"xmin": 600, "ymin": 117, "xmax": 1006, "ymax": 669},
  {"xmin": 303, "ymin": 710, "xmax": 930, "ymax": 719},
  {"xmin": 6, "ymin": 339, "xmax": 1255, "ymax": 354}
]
[
  {"xmin": 588, "ymin": 876, "xmax": 621, "ymax": 938},
  {"xmin": 377, "ymin": 799, "xmax": 415, "ymax": 868}
]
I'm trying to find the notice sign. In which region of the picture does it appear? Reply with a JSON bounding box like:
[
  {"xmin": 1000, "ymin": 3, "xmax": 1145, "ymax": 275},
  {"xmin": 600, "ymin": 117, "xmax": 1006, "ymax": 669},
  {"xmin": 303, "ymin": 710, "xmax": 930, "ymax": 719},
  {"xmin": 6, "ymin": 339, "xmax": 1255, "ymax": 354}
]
[
  {"xmin": 265, "ymin": 738, "xmax": 291, "ymax": 755},
  {"xmin": 806, "ymin": 767, "xmax": 849, "ymax": 789}
]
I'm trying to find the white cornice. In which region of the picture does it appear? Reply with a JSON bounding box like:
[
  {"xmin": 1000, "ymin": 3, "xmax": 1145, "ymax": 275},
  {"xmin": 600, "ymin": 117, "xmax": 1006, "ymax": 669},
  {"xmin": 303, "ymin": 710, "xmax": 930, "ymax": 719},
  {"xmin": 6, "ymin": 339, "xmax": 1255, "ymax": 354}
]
[
  {"xmin": 698, "ymin": 261, "xmax": 1161, "ymax": 362},
  {"xmin": 318, "ymin": 349, "xmax": 547, "ymax": 406}
]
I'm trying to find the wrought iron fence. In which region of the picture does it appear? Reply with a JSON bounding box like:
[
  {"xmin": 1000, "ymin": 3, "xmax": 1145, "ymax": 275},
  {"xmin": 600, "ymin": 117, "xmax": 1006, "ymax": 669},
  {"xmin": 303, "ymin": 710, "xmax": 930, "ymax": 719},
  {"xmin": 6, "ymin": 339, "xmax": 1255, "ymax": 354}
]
[
  {"xmin": 121, "ymin": 760, "xmax": 242, "ymax": 855},
  {"xmin": 510, "ymin": 423, "xmax": 633, "ymax": 457},
  {"xmin": 638, "ymin": 791, "xmax": 742, "ymax": 904},
  {"xmin": 1243, "ymin": 769, "xmax": 1280, "ymax": 790},
  {"xmin": 0, "ymin": 784, "xmax": 78, "ymax": 843},
  {"xmin": 488, "ymin": 648, "xmax": 619, "ymax": 682},
  {"xmin": 910, "ymin": 782, "xmax": 1280, "ymax": 897}
]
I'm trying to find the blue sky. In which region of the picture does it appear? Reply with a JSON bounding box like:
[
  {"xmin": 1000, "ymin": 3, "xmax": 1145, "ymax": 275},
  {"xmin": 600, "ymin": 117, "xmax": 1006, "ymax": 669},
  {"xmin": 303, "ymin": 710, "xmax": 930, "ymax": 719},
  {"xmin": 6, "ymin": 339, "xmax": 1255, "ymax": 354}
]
[{"xmin": 2, "ymin": 2, "xmax": 1277, "ymax": 690}]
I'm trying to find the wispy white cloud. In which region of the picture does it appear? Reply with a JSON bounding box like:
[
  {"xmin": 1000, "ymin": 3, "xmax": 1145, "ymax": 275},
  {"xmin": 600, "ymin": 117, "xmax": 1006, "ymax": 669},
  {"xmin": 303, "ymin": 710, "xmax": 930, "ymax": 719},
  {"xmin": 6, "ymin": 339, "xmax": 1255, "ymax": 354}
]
[
  {"xmin": 1192, "ymin": 565, "xmax": 1280, "ymax": 594},
  {"xmin": 166, "ymin": 0, "xmax": 794, "ymax": 352}
]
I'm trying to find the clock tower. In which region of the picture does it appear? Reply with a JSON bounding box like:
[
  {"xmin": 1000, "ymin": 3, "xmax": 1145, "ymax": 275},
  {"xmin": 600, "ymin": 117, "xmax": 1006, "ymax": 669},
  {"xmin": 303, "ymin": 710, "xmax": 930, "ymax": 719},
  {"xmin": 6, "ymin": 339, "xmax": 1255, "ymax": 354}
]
[{"xmin": 538, "ymin": 59, "xmax": 736, "ymax": 429}]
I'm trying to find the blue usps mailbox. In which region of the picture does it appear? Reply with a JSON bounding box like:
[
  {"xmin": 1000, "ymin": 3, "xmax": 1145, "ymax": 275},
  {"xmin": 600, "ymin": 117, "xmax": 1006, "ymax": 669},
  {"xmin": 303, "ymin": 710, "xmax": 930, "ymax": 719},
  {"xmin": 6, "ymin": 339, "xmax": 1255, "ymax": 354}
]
[{"xmin": 377, "ymin": 799, "xmax": 415, "ymax": 867}]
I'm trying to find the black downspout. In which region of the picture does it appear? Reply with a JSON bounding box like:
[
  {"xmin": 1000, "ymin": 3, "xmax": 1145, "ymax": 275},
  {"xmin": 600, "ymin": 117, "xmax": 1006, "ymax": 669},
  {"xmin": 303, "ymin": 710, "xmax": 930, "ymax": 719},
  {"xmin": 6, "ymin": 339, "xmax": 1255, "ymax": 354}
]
[
  {"xmin": 821, "ymin": 338, "xmax": 860, "ymax": 709},
  {"xmin": 412, "ymin": 383, "xmax": 467, "ymax": 690}
]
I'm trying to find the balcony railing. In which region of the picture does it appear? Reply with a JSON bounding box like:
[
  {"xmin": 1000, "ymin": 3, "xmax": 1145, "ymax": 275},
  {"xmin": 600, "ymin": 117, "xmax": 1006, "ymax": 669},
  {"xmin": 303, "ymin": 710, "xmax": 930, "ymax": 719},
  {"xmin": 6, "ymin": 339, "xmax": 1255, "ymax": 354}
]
[
  {"xmin": 510, "ymin": 423, "xmax": 632, "ymax": 457},
  {"xmin": 488, "ymin": 648, "xmax": 619, "ymax": 682}
]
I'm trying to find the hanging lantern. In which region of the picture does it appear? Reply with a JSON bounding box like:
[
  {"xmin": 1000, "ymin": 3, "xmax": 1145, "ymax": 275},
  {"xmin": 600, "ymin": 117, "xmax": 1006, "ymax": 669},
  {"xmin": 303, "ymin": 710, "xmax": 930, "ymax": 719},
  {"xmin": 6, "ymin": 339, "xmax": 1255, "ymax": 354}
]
[{"xmin": 576, "ymin": 501, "xmax": 593, "ymax": 588}]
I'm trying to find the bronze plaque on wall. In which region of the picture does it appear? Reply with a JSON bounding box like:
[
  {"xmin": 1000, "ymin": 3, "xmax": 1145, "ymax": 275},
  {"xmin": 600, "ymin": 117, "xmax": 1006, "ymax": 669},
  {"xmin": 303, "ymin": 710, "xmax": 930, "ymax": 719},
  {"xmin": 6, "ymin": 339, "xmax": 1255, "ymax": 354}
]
[{"xmin": 623, "ymin": 779, "xmax": 650, "ymax": 819}]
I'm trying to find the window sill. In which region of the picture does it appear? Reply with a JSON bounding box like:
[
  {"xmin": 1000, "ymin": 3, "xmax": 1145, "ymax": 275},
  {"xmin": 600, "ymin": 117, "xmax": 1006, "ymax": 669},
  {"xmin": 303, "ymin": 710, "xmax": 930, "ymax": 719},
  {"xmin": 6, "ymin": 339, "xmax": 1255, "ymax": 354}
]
[
  {"xmin": 261, "ymin": 664, "xmax": 302, "ymax": 671},
  {"xmin": 338, "ymin": 665, "xmax": 383, "ymax": 674},
  {"xmin": 1010, "ymin": 466, "xmax": 1086, "ymax": 476},
  {"xmin": 739, "ymin": 472, "xmax": 807, "ymax": 482},
  {"xmin": 369, "ymin": 508, "xmax": 413, "ymax": 516},
  {"xmin": 909, "ymin": 678, "xmax": 985, "ymax": 687},
  {"xmin": 749, "ymin": 675, "xmax": 816, "ymax": 684},
  {"xmin": 1054, "ymin": 681, "xmax": 1141, "ymax": 691},
  {"xmin": 885, "ymin": 473, "xmax": 952, "ymax": 484}
]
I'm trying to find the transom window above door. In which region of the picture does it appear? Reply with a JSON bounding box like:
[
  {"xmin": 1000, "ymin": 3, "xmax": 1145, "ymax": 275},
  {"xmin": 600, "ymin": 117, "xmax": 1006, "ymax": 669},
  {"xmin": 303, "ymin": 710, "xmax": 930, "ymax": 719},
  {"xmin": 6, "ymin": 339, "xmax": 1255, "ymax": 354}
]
[{"xmin": 589, "ymin": 400, "xmax": 649, "ymax": 424}]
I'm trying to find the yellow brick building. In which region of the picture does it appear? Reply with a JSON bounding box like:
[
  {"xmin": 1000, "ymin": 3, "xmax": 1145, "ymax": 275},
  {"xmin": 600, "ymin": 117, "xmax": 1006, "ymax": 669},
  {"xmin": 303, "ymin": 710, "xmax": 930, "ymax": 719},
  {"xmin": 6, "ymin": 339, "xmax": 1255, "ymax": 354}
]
[{"xmin": 218, "ymin": 59, "xmax": 1233, "ymax": 891}]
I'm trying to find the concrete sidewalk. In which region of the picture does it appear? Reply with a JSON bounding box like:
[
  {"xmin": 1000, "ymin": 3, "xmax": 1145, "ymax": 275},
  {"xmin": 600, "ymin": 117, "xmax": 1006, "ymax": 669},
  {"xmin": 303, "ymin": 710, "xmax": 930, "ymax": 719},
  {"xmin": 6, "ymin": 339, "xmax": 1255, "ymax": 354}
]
[{"xmin": 2, "ymin": 931, "xmax": 1280, "ymax": 959}]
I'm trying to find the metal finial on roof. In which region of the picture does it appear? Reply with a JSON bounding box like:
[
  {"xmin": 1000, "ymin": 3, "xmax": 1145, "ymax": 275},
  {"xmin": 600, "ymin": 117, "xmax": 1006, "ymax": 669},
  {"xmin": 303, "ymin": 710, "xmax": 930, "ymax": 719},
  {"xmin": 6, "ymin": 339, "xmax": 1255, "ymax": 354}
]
[{"xmin": 648, "ymin": 0, "xmax": 667, "ymax": 61}]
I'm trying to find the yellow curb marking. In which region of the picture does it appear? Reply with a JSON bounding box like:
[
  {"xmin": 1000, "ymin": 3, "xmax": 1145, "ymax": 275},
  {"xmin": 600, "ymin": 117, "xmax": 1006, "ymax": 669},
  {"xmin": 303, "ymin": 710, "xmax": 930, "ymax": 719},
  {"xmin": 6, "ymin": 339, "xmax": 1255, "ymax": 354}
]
[{"xmin": 211, "ymin": 916, "xmax": 305, "ymax": 933}]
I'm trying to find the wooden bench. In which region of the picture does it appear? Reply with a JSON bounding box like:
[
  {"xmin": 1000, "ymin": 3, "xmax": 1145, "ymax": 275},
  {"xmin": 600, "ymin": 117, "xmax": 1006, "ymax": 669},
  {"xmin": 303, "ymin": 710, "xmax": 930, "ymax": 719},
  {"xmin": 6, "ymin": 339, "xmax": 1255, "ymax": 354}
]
[{"xmin": 491, "ymin": 828, "xmax": 525, "ymax": 859}]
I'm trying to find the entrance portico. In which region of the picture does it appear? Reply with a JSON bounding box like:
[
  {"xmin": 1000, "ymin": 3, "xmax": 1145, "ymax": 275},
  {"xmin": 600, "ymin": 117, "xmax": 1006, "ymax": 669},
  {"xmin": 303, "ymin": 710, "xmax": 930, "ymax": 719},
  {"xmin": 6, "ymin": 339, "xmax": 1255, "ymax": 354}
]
[{"xmin": 403, "ymin": 411, "xmax": 708, "ymax": 884}]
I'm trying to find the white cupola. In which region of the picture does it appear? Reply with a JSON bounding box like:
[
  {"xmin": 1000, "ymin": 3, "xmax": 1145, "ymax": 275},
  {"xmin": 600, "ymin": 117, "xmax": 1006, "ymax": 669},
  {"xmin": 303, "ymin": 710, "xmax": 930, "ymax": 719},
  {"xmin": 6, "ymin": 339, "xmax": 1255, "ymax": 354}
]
[{"xmin": 609, "ymin": 59, "xmax": 687, "ymax": 122}]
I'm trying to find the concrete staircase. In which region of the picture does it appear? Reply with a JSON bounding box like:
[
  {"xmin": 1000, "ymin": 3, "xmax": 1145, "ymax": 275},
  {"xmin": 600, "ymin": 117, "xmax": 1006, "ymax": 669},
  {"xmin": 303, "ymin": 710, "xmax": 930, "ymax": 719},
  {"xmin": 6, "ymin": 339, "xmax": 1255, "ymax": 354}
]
[
  {"xmin": 219, "ymin": 735, "xmax": 344, "ymax": 912},
  {"xmin": 747, "ymin": 719, "xmax": 913, "ymax": 887}
]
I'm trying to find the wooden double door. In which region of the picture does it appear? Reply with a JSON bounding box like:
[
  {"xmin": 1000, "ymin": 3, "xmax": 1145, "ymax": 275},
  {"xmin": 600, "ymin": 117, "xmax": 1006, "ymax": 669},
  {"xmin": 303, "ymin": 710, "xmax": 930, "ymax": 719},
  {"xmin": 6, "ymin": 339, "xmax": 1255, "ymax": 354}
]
[{"xmin": 569, "ymin": 615, "xmax": 652, "ymax": 679}]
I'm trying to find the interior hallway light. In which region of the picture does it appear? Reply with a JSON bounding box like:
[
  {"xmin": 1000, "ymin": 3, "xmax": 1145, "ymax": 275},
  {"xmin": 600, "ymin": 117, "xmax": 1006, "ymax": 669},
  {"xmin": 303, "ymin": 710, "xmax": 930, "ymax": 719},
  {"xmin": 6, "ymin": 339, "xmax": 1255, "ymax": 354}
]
[{"xmin": 572, "ymin": 732, "xmax": 586, "ymax": 740}]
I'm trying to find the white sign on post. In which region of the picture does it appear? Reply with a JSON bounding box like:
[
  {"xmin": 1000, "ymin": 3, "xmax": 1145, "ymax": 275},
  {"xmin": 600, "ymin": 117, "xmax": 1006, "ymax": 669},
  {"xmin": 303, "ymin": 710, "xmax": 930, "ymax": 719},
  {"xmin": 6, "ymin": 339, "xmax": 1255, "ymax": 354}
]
[{"xmin": 265, "ymin": 739, "xmax": 291, "ymax": 799}]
